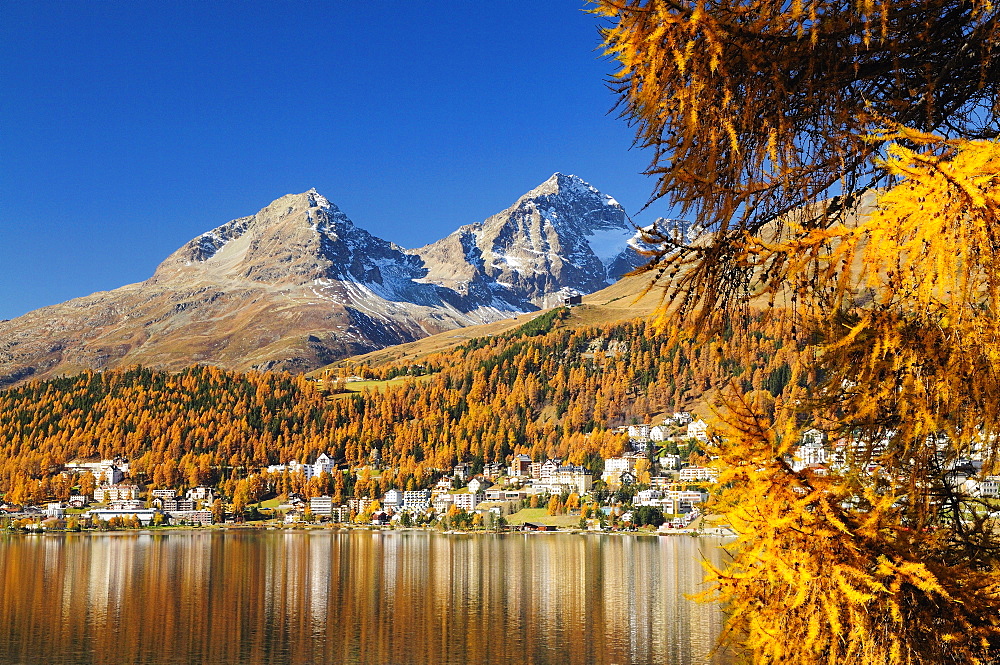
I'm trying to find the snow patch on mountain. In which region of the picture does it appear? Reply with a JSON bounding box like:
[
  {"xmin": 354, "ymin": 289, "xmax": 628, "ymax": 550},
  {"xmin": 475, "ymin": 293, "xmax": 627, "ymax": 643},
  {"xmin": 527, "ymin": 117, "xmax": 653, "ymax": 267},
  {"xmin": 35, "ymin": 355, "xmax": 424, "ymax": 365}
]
[
  {"xmin": 588, "ymin": 226, "xmax": 637, "ymax": 268},
  {"xmin": 186, "ymin": 215, "xmax": 254, "ymax": 263}
]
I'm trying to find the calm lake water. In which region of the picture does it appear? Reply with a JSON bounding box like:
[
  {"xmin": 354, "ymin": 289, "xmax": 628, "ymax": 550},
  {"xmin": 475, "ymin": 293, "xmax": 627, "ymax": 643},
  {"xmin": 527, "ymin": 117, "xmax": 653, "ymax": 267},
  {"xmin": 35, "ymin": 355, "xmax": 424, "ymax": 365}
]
[{"xmin": 0, "ymin": 530, "xmax": 732, "ymax": 665}]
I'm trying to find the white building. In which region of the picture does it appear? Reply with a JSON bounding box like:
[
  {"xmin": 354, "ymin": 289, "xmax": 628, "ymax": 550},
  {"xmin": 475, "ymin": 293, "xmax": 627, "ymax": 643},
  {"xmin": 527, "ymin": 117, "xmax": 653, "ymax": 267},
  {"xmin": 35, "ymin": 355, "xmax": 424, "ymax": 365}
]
[
  {"xmin": 603, "ymin": 457, "xmax": 634, "ymax": 473},
  {"xmin": 450, "ymin": 491, "xmax": 483, "ymax": 511},
  {"xmin": 64, "ymin": 459, "xmax": 128, "ymax": 484},
  {"xmin": 628, "ymin": 424, "xmax": 652, "ymax": 440},
  {"xmin": 401, "ymin": 490, "xmax": 431, "ymax": 511},
  {"xmin": 347, "ymin": 497, "xmax": 376, "ymax": 515},
  {"xmin": 101, "ymin": 466, "xmax": 125, "ymax": 486},
  {"xmin": 792, "ymin": 429, "xmax": 829, "ymax": 472},
  {"xmin": 970, "ymin": 475, "xmax": 1000, "ymax": 498},
  {"xmin": 636, "ymin": 489, "xmax": 707, "ymax": 514},
  {"xmin": 85, "ymin": 508, "xmax": 160, "ymax": 525},
  {"xmin": 538, "ymin": 459, "xmax": 562, "ymax": 481},
  {"xmin": 382, "ymin": 489, "xmax": 405, "ymax": 511},
  {"xmin": 432, "ymin": 493, "xmax": 453, "ymax": 512},
  {"xmin": 297, "ymin": 453, "xmax": 335, "ymax": 479},
  {"xmin": 485, "ymin": 488, "xmax": 528, "ymax": 502},
  {"xmin": 669, "ymin": 489, "xmax": 707, "ymax": 513},
  {"xmin": 802, "ymin": 428, "xmax": 825, "ymax": 446},
  {"xmin": 546, "ymin": 465, "xmax": 593, "ymax": 494},
  {"xmin": 110, "ymin": 499, "xmax": 144, "ymax": 511},
  {"xmin": 467, "ymin": 477, "xmax": 493, "ymax": 494},
  {"xmin": 679, "ymin": 466, "xmax": 718, "ymax": 482},
  {"xmin": 483, "ymin": 463, "xmax": 505, "ymax": 479},
  {"xmin": 312, "ymin": 453, "xmax": 335, "ymax": 477},
  {"xmin": 274, "ymin": 453, "xmax": 336, "ymax": 480},
  {"xmin": 687, "ymin": 420, "xmax": 709, "ymax": 442},
  {"xmin": 601, "ymin": 457, "xmax": 637, "ymax": 485},
  {"xmin": 170, "ymin": 511, "xmax": 212, "ymax": 526},
  {"xmin": 659, "ymin": 454, "xmax": 681, "ymax": 470},
  {"xmin": 186, "ymin": 487, "xmax": 217, "ymax": 504},
  {"xmin": 158, "ymin": 498, "xmax": 195, "ymax": 512},
  {"xmin": 672, "ymin": 412, "xmax": 694, "ymax": 425},
  {"xmin": 94, "ymin": 484, "xmax": 140, "ymax": 504},
  {"xmin": 310, "ymin": 496, "xmax": 334, "ymax": 516},
  {"xmin": 635, "ymin": 489, "xmax": 663, "ymax": 505}
]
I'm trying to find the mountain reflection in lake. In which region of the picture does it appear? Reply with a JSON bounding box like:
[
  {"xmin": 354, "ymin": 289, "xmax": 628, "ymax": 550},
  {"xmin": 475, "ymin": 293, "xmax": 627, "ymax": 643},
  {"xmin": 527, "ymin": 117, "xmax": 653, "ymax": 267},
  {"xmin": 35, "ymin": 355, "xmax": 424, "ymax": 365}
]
[{"xmin": 0, "ymin": 531, "xmax": 732, "ymax": 665}]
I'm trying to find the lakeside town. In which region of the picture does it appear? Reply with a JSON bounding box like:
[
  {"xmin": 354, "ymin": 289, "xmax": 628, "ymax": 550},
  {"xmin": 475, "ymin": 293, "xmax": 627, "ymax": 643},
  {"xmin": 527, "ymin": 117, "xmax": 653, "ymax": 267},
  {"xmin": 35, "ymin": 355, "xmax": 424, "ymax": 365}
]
[
  {"xmin": 2, "ymin": 412, "xmax": 731, "ymax": 535},
  {"xmin": 7, "ymin": 409, "xmax": 999, "ymax": 538}
]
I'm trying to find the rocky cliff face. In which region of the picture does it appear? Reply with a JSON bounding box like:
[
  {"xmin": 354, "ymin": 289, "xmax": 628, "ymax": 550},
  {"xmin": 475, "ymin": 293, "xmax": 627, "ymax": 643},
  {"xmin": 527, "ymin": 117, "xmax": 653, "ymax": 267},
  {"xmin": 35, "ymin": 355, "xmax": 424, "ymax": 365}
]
[
  {"xmin": 411, "ymin": 173, "xmax": 645, "ymax": 309},
  {"xmin": 0, "ymin": 176, "xmax": 645, "ymax": 387}
]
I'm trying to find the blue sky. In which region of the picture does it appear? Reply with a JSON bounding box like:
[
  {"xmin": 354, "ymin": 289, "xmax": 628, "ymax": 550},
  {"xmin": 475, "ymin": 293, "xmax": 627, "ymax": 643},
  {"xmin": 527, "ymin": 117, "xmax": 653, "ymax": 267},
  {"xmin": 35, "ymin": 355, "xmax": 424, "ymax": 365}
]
[{"xmin": 0, "ymin": 1, "xmax": 665, "ymax": 320}]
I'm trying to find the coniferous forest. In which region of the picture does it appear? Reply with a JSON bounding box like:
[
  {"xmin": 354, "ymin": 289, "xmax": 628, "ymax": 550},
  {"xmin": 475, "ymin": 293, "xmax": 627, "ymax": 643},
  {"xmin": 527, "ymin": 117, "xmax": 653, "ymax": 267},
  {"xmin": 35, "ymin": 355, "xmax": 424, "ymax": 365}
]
[{"xmin": 0, "ymin": 308, "xmax": 800, "ymax": 504}]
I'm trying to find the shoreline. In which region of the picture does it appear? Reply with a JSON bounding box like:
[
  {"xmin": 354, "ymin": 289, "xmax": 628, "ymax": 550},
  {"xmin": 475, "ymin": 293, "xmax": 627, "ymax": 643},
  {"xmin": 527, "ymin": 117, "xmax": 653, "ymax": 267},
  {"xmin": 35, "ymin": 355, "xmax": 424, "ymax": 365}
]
[{"xmin": 2, "ymin": 523, "xmax": 736, "ymax": 538}]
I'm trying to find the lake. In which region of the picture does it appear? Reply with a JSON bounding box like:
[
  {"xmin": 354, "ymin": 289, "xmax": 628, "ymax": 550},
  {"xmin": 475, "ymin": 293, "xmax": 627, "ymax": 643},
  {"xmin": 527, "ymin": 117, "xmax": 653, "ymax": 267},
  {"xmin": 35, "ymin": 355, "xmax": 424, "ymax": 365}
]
[{"xmin": 0, "ymin": 530, "xmax": 732, "ymax": 664}]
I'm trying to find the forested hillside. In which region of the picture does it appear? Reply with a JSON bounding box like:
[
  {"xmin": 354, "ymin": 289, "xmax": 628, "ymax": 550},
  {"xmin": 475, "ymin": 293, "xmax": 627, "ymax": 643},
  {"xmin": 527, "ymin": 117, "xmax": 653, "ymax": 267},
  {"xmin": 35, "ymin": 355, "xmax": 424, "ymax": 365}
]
[{"xmin": 0, "ymin": 307, "xmax": 802, "ymax": 502}]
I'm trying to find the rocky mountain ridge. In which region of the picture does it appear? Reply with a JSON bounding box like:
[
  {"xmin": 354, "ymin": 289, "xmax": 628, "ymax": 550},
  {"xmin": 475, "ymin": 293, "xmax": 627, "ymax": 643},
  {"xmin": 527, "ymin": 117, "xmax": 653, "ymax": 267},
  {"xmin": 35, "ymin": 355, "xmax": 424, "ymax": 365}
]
[
  {"xmin": 0, "ymin": 174, "xmax": 647, "ymax": 387},
  {"xmin": 411, "ymin": 173, "xmax": 645, "ymax": 309}
]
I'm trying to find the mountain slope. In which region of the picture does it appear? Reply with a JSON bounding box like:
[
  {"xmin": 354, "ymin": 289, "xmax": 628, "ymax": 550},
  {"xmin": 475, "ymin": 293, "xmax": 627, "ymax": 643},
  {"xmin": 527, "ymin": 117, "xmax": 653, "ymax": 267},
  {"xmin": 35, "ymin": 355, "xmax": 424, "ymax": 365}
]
[
  {"xmin": 0, "ymin": 177, "xmax": 646, "ymax": 388},
  {"xmin": 0, "ymin": 190, "xmax": 516, "ymax": 387},
  {"xmin": 310, "ymin": 271, "xmax": 667, "ymax": 371}
]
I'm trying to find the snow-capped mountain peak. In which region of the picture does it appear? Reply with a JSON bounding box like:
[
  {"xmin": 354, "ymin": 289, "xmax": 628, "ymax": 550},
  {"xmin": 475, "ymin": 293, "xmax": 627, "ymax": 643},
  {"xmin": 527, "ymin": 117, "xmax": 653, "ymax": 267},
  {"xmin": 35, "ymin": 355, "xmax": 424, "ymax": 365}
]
[
  {"xmin": 0, "ymin": 178, "xmax": 647, "ymax": 387},
  {"xmin": 412, "ymin": 173, "xmax": 645, "ymax": 308},
  {"xmin": 523, "ymin": 172, "xmax": 619, "ymax": 213},
  {"xmin": 305, "ymin": 187, "xmax": 333, "ymax": 210}
]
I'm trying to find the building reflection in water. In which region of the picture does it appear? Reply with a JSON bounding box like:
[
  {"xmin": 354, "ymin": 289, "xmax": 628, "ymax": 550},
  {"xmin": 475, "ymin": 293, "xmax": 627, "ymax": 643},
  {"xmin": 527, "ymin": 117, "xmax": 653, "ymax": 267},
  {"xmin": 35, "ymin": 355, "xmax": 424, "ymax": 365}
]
[{"xmin": 0, "ymin": 531, "xmax": 732, "ymax": 664}]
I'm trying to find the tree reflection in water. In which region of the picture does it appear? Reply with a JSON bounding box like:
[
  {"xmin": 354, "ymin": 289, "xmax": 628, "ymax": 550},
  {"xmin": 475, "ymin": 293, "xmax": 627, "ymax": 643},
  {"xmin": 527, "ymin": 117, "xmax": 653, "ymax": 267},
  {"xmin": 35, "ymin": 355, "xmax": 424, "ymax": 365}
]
[{"xmin": 0, "ymin": 531, "xmax": 731, "ymax": 665}]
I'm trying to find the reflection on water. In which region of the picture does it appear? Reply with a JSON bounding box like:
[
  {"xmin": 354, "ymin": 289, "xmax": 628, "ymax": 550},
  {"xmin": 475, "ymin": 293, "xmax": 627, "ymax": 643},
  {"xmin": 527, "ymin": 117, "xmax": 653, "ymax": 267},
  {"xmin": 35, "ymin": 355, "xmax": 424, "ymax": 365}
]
[{"xmin": 0, "ymin": 531, "xmax": 731, "ymax": 665}]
